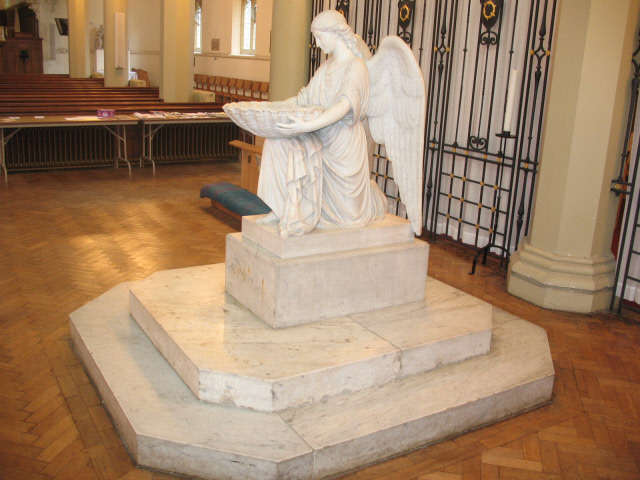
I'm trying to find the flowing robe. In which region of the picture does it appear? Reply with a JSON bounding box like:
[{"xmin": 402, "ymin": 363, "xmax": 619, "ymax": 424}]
[{"xmin": 257, "ymin": 56, "xmax": 388, "ymax": 237}]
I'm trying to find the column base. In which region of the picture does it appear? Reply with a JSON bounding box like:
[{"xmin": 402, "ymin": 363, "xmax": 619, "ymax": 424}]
[{"xmin": 507, "ymin": 239, "xmax": 616, "ymax": 313}]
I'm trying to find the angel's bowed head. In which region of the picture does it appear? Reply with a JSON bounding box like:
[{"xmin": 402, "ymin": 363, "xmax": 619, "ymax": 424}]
[{"xmin": 225, "ymin": 10, "xmax": 426, "ymax": 237}]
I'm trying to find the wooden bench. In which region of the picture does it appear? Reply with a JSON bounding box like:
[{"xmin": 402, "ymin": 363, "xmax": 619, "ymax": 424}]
[
  {"xmin": 229, "ymin": 139, "xmax": 262, "ymax": 194},
  {"xmin": 0, "ymin": 76, "xmax": 167, "ymax": 115},
  {"xmin": 0, "ymin": 74, "xmax": 103, "ymax": 84}
]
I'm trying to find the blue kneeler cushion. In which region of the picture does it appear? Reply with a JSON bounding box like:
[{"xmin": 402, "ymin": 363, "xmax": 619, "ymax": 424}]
[{"xmin": 200, "ymin": 182, "xmax": 271, "ymax": 219}]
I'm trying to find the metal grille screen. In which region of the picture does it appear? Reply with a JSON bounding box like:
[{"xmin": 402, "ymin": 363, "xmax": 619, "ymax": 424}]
[{"xmin": 311, "ymin": 0, "xmax": 556, "ymax": 257}]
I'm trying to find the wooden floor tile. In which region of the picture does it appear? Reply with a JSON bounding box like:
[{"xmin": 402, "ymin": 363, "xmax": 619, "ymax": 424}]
[{"xmin": 0, "ymin": 164, "xmax": 639, "ymax": 480}]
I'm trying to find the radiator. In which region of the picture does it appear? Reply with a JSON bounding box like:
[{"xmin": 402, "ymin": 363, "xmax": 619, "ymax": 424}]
[
  {"xmin": 150, "ymin": 122, "xmax": 240, "ymax": 163},
  {"xmin": 6, "ymin": 126, "xmax": 116, "ymax": 170},
  {"xmin": 5, "ymin": 122, "xmax": 241, "ymax": 171}
]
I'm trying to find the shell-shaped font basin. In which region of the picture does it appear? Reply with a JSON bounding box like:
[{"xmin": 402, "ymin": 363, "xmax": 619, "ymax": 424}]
[{"xmin": 223, "ymin": 101, "xmax": 325, "ymax": 138}]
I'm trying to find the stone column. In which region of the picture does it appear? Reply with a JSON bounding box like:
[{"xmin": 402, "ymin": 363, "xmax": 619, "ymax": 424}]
[
  {"xmin": 159, "ymin": 0, "xmax": 194, "ymax": 102},
  {"xmin": 269, "ymin": 0, "xmax": 312, "ymax": 101},
  {"xmin": 104, "ymin": 0, "xmax": 129, "ymax": 87},
  {"xmin": 507, "ymin": 0, "xmax": 640, "ymax": 313},
  {"xmin": 68, "ymin": 0, "xmax": 90, "ymax": 78}
]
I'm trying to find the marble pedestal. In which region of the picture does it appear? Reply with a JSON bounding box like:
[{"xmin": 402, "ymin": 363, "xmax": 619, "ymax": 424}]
[
  {"xmin": 225, "ymin": 215, "xmax": 429, "ymax": 328},
  {"xmin": 71, "ymin": 277, "xmax": 554, "ymax": 480},
  {"xmin": 69, "ymin": 214, "xmax": 555, "ymax": 480}
]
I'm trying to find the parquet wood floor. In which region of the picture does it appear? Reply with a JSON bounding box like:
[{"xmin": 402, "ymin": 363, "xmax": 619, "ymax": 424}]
[{"xmin": 0, "ymin": 164, "xmax": 639, "ymax": 480}]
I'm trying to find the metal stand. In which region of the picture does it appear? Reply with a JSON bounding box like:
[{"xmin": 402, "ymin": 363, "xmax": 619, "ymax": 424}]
[
  {"xmin": 103, "ymin": 124, "xmax": 131, "ymax": 176},
  {"xmin": 470, "ymin": 131, "xmax": 515, "ymax": 275},
  {"xmin": 0, "ymin": 127, "xmax": 20, "ymax": 183},
  {"xmin": 140, "ymin": 122, "xmax": 163, "ymax": 175}
]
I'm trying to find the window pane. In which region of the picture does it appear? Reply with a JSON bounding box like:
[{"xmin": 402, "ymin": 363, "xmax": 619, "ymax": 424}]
[
  {"xmin": 241, "ymin": 0, "xmax": 256, "ymax": 53},
  {"xmin": 243, "ymin": 1, "xmax": 252, "ymax": 50},
  {"xmin": 194, "ymin": 7, "xmax": 202, "ymax": 50}
]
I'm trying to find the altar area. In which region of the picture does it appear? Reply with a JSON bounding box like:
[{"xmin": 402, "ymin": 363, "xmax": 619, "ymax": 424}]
[{"xmin": 70, "ymin": 214, "xmax": 554, "ymax": 480}]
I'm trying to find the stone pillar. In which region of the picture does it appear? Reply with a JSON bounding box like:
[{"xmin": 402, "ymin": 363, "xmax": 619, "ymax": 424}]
[
  {"xmin": 68, "ymin": 0, "xmax": 90, "ymax": 78},
  {"xmin": 507, "ymin": 0, "xmax": 640, "ymax": 313},
  {"xmin": 159, "ymin": 0, "xmax": 194, "ymax": 102},
  {"xmin": 104, "ymin": 0, "xmax": 129, "ymax": 87},
  {"xmin": 269, "ymin": 0, "xmax": 312, "ymax": 101}
]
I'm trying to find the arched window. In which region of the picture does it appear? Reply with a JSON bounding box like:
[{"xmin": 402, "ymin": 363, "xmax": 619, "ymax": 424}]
[
  {"xmin": 240, "ymin": 0, "xmax": 256, "ymax": 54},
  {"xmin": 194, "ymin": 0, "xmax": 202, "ymax": 52}
]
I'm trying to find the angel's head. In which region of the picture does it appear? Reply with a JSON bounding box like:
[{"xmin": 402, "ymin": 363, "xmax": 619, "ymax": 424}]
[{"xmin": 311, "ymin": 10, "xmax": 360, "ymax": 57}]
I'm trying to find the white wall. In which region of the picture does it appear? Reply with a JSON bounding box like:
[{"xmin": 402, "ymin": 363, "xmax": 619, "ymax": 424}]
[
  {"xmin": 40, "ymin": 0, "xmax": 69, "ymax": 74},
  {"xmin": 36, "ymin": 0, "xmax": 272, "ymax": 84},
  {"xmin": 88, "ymin": 0, "xmax": 103, "ymax": 74},
  {"xmin": 38, "ymin": 0, "xmax": 101, "ymax": 75},
  {"xmin": 194, "ymin": 0, "xmax": 271, "ymax": 82},
  {"xmin": 128, "ymin": 0, "xmax": 161, "ymax": 86},
  {"xmin": 85, "ymin": 0, "xmax": 161, "ymax": 85}
]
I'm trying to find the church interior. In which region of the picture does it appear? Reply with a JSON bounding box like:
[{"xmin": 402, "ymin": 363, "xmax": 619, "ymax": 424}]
[{"xmin": 1, "ymin": 0, "xmax": 640, "ymax": 479}]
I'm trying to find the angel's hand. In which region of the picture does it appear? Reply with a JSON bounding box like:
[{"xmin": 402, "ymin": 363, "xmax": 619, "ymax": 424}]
[{"xmin": 275, "ymin": 115, "xmax": 311, "ymax": 136}]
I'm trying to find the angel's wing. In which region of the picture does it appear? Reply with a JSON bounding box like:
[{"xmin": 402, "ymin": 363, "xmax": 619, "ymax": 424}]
[{"xmin": 366, "ymin": 36, "xmax": 426, "ymax": 236}]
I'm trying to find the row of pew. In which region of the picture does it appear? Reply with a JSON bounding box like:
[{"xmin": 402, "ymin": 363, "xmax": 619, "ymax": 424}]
[
  {"xmin": 0, "ymin": 74, "xmax": 225, "ymax": 116},
  {"xmin": 194, "ymin": 74, "xmax": 269, "ymax": 103}
]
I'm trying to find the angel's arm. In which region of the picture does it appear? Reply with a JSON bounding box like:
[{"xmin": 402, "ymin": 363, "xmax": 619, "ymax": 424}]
[{"xmin": 274, "ymin": 97, "xmax": 351, "ymax": 136}]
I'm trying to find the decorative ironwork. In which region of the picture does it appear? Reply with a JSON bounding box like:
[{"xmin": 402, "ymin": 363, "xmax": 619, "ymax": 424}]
[
  {"xmin": 508, "ymin": 0, "xmax": 557, "ymax": 253},
  {"xmin": 610, "ymin": 28, "xmax": 640, "ymax": 314},
  {"xmin": 308, "ymin": 0, "xmax": 556, "ymax": 273},
  {"xmin": 480, "ymin": 0, "xmax": 503, "ymax": 30},
  {"xmin": 335, "ymin": 0, "xmax": 350, "ymax": 18},
  {"xmin": 397, "ymin": 0, "xmax": 417, "ymax": 45}
]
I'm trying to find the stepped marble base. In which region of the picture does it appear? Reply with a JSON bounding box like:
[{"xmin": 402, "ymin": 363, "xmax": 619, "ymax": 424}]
[
  {"xmin": 129, "ymin": 264, "xmax": 492, "ymax": 411},
  {"xmin": 70, "ymin": 269, "xmax": 554, "ymax": 480}
]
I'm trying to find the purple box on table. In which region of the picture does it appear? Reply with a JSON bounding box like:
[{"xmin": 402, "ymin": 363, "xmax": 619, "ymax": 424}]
[{"xmin": 97, "ymin": 109, "xmax": 115, "ymax": 119}]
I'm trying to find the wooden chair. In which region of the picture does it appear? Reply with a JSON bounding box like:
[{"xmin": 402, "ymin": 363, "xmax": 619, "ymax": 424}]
[
  {"xmin": 207, "ymin": 75, "xmax": 220, "ymax": 92},
  {"xmin": 216, "ymin": 77, "xmax": 229, "ymax": 101},
  {"xmin": 233, "ymin": 79, "xmax": 253, "ymax": 102},
  {"xmin": 222, "ymin": 78, "xmax": 239, "ymax": 103},
  {"xmin": 245, "ymin": 80, "xmax": 257, "ymax": 101},
  {"xmin": 214, "ymin": 76, "xmax": 223, "ymax": 91},
  {"xmin": 259, "ymin": 81, "xmax": 269, "ymax": 100},
  {"xmin": 132, "ymin": 68, "xmax": 151, "ymax": 87},
  {"xmin": 250, "ymin": 81, "xmax": 263, "ymax": 100}
]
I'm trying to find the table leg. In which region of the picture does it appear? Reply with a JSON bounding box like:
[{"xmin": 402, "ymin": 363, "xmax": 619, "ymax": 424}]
[
  {"xmin": 140, "ymin": 123, "xmax": 146, "ymax": 168},
  {"xmin": 140, "ymin": 124, "xmax": 159, "ymax": 175},
  {"xmin": 1, "ymin": 127, "xmax": 21, "ymax": 184},
  {"xmin": 121, "ymin": 125, "xmax": 131, "ymax": 176},
  {"xmin": 1, "ymin": 129, "xmax": 6, "ymax": 184},
  {"xmin": 104, "ymin": 125, "xmax": 131, "ymax": 176}
]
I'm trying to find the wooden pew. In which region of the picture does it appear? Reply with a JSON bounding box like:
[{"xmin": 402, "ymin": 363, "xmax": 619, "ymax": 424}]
[
  {"xmin": 0, "ymin": 74, "xmax": 226, "ymax": 115},
  {"xmin": 0, "ymin": 103, "xmax": 225, "ymax": 116}
]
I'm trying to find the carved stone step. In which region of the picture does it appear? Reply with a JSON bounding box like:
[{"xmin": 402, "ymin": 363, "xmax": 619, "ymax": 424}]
[{"xmin": 128, "ymin": 264, "xmax": 492, "ymax": 412}]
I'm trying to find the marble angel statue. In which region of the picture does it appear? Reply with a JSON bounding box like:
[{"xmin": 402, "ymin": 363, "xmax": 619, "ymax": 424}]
[{"xmin": 227, "ymin": 10, "xmax": 426, "ymax": 237}]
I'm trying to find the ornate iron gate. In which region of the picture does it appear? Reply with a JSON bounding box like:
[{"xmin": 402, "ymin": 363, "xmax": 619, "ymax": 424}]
[
  {"xmin": 610, "ymin": 31, "xmax": 640, "ymax": 314},
  {"xmin": 310, "ymin": 0, "xmax": 556, "ymax": 263}
]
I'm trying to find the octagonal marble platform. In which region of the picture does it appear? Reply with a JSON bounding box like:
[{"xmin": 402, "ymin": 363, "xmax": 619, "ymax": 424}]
[
  {"xmin": 70, "ymin": 214, "xmax": 553, "ymax": 480},
  {"xmin": 71, "ymin": 270, "xmax": 554, "ymax": 480}
]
